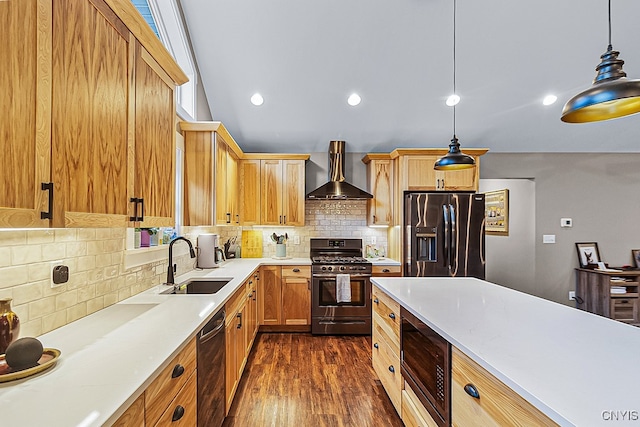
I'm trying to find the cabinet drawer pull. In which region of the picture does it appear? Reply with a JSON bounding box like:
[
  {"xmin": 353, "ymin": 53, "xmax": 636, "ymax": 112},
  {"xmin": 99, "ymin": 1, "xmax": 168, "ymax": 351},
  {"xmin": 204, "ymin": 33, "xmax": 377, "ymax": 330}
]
[
  {"xmin": 171, "ymin": 405, "xmax": 185, "ymax": 422},
  {"xmin": 293, "ymin": 268, "xmax": 300, "ymax": 273},
  {"xmin": 171, "ymin": 364, "xmax": 184, "ymax": 378},
  {"xmin": 382, "ymin": 268, "xmax": 390, "ymax": 273},
  {"xmin": 373, "ymin": 343, "xmax": 379, "ymax": 349},
  {"xmin": 389, "ymin": 312, "xmax": 396, "ymax": 320},
  {"xmin": 373, "ymin": 298, "xmax": 379, "ymax": 304},
  {"xmin": 226, "ymin": 212, "xmax": 231, "ymax": 223},
  {"xmin": 464, "ymin": 383, "xmax": 480, "ymax": 399},
  {"xmin": 237, "ymin": 312, "xmax": 242, "ymax": 329},
  {"xmin": 41, "ymin": 182, "xmax": 54, "ymax": 220},
  {"xmin": 388, "ymin": 365, "xmax": 395, "ymax": 373}
]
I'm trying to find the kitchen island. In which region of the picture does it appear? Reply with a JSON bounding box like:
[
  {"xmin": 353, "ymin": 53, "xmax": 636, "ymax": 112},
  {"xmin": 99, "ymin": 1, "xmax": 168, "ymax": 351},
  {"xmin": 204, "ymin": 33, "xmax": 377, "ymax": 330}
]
[
  {"xmin": 372, "ymin": 277, "xmax": 640, "ymax": 426},
  {"xmin": 0, "ymin": 257, "xmax": 309, "ymax": 427}
]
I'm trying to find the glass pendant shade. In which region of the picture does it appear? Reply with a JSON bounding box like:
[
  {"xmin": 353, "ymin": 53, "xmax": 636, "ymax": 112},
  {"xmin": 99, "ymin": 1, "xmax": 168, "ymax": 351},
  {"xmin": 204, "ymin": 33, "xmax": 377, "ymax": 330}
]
[
  {"xmin": 562, "ymin": 46, "xmax": 640, "ymax": 123},
  {"xmin": 434, "ymin": 136, "xmax": 475, "ymax": 170}
]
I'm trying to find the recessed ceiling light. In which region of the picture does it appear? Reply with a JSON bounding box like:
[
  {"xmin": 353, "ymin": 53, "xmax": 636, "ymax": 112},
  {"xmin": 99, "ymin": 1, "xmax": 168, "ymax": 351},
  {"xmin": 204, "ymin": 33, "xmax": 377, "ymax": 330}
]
[
  {"xmin": 446, "ymin": 94, "xmax": 460, "ymax": 106},
  {"xmin": 250, "ymin": 93, "xmax": 264, "ymax": 106},
  {"xmin": 543, "ymin": 94, "xmax": 557, "ymax": 106},
  {"xmin": 347, "ymin": 93, "xmax": 361, "ymax": 106}
]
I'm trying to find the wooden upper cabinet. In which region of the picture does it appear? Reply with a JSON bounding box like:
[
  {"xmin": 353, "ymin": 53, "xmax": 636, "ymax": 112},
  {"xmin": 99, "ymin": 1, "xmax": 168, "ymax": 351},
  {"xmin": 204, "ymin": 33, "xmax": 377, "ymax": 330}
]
[
  {"xmin": 260, "ymin": 159, "xmax": 306, "ymax": 226},
  {"xmin": 362, "ymin": 154, "xmax": 393, "ymax": 226},
  {"xmin": 52, "ymin": 0, "xmax": 131, "ymax": 227},
  {"xmin": 132, "ymin": 43, "xmax": 176, "ymax": 228},
  {"xmin": 239, "ymin": 159, "xmax": 261, "ymax": 226},
  {"xmin": 181, "ymin": 121, "xmax": 243, "ymax": 226},
  {"xmin": 0, "ymin": 0, "xmax": 51, "ymax": 227},
  {"xmin": 2, "ymin": 0, "xmax": 186, "ymax": 228}
]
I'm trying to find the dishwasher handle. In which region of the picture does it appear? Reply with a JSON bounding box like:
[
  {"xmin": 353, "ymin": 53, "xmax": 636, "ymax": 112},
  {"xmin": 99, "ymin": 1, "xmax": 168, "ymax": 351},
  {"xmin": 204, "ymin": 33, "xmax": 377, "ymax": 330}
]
[{"xmin": 199, "ymin": 309, "xmax": 225, "ymax": 344}]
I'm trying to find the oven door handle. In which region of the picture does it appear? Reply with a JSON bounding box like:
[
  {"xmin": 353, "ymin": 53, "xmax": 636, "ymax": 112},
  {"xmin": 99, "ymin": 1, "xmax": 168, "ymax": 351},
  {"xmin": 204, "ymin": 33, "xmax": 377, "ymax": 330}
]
[{"xmin": 312, "ymin": 273, "xmax": 371, "ymax": 278}]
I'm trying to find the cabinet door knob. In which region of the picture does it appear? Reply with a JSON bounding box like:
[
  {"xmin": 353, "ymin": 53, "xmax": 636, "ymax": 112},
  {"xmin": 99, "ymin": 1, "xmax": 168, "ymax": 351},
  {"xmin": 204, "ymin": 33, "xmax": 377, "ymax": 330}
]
[
  {"xmin": 171, "ymin": 364, "xmax": 184, "ymax": 378},
  {"xmin": 464, "ymin": 383, "xmax": 480, "ymax": 399},
  {"xmin": 382, "ymin": 268, "xmax": 390, "ymax": 273},
  {"xmin": 293, "ymin": 268, "xmax": 300, "ymax": 273},
  {"xmin": 389, "ymin": 312, "xmax": 396, "ymax": 320},
  {"xmin": 171, "ymin": 405, "xmax": 185, "ymax": 422},
  {"xmin": 373, "ymin": 298, "xmax": 379, "ymax": 304},
  {"xmin": 373, "ymin": 343, "xmax": 379, "ymax": 349},
  {"xmin": 388, "ymin": 365, "xmax": 395, "ymax": 373}
]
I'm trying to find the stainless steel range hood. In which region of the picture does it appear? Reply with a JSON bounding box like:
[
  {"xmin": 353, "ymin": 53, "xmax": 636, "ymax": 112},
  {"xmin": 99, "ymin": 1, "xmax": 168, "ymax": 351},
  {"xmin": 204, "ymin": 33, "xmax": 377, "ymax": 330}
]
[{"xmin": 306, "ymin": 141, "xmax": 373, "ymax": 200}]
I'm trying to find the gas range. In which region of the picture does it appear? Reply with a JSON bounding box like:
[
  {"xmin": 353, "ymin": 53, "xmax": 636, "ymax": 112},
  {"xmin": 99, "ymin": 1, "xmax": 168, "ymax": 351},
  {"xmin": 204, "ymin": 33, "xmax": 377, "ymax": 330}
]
[{"xmin": 310, "ymin": 239, "xmax": 372, "ymax": 275}]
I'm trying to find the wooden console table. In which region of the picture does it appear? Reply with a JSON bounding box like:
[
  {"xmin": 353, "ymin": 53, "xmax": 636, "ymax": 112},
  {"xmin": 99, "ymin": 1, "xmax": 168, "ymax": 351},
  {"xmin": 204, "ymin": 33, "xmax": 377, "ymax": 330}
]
[{"xmin": 575, "ymin": 268, "xmax": 640, "ymax": 325}]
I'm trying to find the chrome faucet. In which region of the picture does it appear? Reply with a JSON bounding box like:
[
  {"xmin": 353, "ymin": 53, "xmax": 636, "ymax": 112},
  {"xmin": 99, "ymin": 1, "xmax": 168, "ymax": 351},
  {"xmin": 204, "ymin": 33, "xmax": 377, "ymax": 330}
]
[{"xmin": 166, "ymin": 237, "xmax": 196, "ymax": 285}]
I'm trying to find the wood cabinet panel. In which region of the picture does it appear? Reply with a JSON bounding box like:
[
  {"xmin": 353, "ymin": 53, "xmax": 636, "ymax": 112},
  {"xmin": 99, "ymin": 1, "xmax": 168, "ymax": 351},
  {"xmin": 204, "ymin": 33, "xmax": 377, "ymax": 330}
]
[
  {"xmin": 282, "ymin": 160, "xmax": 305, "ymax": 226},
  {"xmin": 260, "ymin": 159, "xmax": 283, "ymax": 225},
  {"xmin": 183, "ymin": 130, "xmax": 214, "ymax": 225},
  {"xmin": 154, "ymin": 370, "xmax": 197, "ymax": 427},
  {"xmin": 52, "ymin": 0, "xmax": 130, "ymax": 227},
  {"xmin": 0, "ymin": 0, "xmax": 51, "ymax": 227},
  {"xmin": 133, "ymin": 44, "xmax": 175, "ymax": 227},
  {"xmin": 452, "ymin": 347, "xmax": 557, "ymax": 427},
  {"xmin": 259, "ymin": 265, "xmax": 282, "ymax": 326},
  {"xmin": 112, "ymin": 394, "xmax": 145, "ymax": 427},
  {"xmin": 367, "ymin": 159, "xmax": 393, "ymax": 226},
  {"xmin": 372, "ymin": 265, "xmax": 402, "ymax": 277},
  {"xmin": 239, "ymin": 159, "xmax": 261, "ymax": 225},
  {"xmin": 282, "ymin": 277, "xmax": 310, "ymax": 325},
  {"xmin": 225, "ymin": 283, "xmax": 248, "ymax": 415},
  {"xmin": 145, "ymin": 339, "xmax": 196, "ymax": 427},
  {"xmin": 402, "ymin": 383, "xmax": 439, "ymax": 427}
]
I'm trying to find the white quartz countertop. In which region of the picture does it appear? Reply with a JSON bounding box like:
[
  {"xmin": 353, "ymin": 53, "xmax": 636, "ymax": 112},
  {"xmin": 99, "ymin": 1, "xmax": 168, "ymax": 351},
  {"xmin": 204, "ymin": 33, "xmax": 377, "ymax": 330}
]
[
  {"xmin": 0, "ymin": 257, "xmax": 310, "ymax": 427},
  {"xmin": 371, "ymin": 277, "xmax": 640, "ymax": 427},
  {"xmin": 367, "ymin": 257, "xmax": 401, "ymax": 266}
]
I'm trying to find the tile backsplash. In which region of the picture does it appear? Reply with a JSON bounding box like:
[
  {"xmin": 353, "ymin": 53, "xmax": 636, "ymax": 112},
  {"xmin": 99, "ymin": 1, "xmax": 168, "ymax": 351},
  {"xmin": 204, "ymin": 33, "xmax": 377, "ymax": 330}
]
[{"xmin": 0, "ymin": 199, "xmax": 388, "ymax": 337}]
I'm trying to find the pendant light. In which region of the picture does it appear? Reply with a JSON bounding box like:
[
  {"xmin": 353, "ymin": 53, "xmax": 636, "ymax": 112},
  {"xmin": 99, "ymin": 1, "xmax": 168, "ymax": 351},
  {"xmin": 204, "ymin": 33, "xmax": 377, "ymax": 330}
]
[
  {"xmin": 561, "ymin": 0, "xmax": 640, "ymax": 123},
  {"xmin": 435, "ymin": 0, "xmax": 475, "ymax": 171}
]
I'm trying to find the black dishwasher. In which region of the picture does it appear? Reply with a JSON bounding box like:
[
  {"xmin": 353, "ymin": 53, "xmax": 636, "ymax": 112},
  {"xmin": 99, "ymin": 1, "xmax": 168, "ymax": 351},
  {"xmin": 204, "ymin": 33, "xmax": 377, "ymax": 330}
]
[{"xmin": 197, "ymin": 309, "xmax": 225, "ymax": 427}]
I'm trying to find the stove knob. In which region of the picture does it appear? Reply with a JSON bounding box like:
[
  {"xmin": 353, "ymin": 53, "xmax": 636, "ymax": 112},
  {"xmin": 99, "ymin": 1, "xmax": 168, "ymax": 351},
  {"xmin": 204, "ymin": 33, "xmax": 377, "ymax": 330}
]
[
  {"xmin": 340, "ymin": 266, "xmax": 346, "ymax": 271},
  {"xmin": 321, "ymin": 266, "xmax": 327, "ymax": 271},
  {"xmin": 328, "ymin": 266, "xmax": 333, "ymax": 271}
]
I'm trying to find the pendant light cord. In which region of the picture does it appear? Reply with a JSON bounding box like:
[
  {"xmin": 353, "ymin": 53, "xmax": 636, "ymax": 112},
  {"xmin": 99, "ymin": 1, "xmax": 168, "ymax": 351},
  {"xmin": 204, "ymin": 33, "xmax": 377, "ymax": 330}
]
[
  {"xmin": 607, "ymin": 0, "xmax": 612, "ymax": 50},
  {"xmin": 452, "ymin": 0, "xmax": 457, "ymax": 137}
]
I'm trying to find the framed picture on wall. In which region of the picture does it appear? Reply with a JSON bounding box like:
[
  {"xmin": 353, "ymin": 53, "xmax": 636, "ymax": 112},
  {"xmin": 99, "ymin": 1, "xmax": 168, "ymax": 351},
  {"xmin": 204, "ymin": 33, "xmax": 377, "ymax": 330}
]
[
  {"xmin": 576, "ymin": 242, "xmax": 601, "ymax": 268},
  {"xmin": 484, "ymin": 189, "xmax": 509, "ymax": 236},
  {"xmin": 632, "ymin": 249, "xmax": 640, "ymax": 268}
]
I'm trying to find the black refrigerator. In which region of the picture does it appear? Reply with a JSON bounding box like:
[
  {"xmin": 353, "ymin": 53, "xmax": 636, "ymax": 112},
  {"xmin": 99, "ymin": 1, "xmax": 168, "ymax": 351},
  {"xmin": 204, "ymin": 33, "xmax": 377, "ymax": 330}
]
[{"xmin": 404, "ymin": 192, "xmax": 485, "ymax": 279}]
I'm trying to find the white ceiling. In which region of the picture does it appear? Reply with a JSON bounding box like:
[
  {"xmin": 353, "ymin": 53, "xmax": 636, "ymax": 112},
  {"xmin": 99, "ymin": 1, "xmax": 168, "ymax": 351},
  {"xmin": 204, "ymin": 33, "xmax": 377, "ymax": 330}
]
[{"xmin": 179, "ymin": 0, "xmax": 640, "ymax": 154}]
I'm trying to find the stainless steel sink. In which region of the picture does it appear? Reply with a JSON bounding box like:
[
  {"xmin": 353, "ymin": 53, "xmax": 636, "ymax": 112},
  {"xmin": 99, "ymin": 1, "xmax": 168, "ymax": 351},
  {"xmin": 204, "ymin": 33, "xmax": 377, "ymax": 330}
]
[{"xmin": 161, "ymin": 279, "xmax": 232, "ymax": 295}]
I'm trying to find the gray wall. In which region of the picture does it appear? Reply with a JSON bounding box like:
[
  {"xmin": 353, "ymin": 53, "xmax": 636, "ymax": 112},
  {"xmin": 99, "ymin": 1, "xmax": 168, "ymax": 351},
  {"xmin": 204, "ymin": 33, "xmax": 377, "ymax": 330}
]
[
  {"xmin": 481, "ymin": 153, "xmax": 640, "ymax": 304},
  {"xmin": 479, "ymin": 179, "xmax": 536, "ymax": 297}
]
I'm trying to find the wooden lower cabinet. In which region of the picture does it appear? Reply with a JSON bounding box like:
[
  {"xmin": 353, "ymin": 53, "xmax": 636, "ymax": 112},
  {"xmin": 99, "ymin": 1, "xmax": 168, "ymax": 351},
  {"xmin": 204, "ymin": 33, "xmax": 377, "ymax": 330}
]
[
  {"xmin": 144, "ymin": 338, "xmax": 197, "ymax": 427},
  {"xmin": 113, "ymin": 394, "xmax": 145, "ymax": 427},
  {"xmin": 451, "ymin": 346, "xmax": 557, "ymax": 426},
  {"xmin": 225, "ymin": 283, "xmax": 248, "ymax": 414},
  {"xmin": 402, "ymin": 381, "xmax": 439, "ymax": 427},
  {"xmin": 154, "ymin": 372, "xmax": 197, "ymax": 426},
  {"xmin": 372, "ymin": 265, "xmax": 402, "ymax": 277},
  {"xmin": 259, "ymin": 265, "xmax": 311, "ymax": 331},
  {"xmin": 371, "ymin": 285, "xmax": 402, "ymax": 414}
]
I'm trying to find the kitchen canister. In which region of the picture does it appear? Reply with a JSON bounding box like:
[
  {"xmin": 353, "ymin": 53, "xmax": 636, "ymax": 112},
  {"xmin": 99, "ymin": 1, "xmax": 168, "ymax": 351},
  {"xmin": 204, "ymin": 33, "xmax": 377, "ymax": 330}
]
[
  {"xmin": 0, "ymin": 298, "xmax": 20, "ymax": 354},
  {"xmin": 276, "ymin": 243, "xmax": 286, "ymax": 258}
]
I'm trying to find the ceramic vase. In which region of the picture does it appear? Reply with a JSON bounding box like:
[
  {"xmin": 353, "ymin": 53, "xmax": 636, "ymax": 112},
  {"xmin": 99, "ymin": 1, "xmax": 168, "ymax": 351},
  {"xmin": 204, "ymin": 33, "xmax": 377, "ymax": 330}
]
[
  {"xmin": 276, "ymin": 243, "xmax": 286, "ymax": 258},
  {"xmin": 0, "ymin": 298, "xmax": 20, "ymax": 354}
]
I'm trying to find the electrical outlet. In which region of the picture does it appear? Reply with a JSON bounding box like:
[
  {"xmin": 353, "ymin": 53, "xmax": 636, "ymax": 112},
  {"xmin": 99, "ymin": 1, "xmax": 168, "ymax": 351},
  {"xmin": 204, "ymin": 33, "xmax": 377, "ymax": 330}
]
[
  {"xmin": 50, "ymin": 260, "xmax": 68, "ymax": 288},
  {"xmin": 371, "ymin": 236, "xmax": 377, "ymax": 245},
  {"xmin": 293, "ymin": 235, "xmax": 300, "ymax": 245},
  {"xmin": 569, "ymin": 291, "xmax": 576, "ymax": 301}
]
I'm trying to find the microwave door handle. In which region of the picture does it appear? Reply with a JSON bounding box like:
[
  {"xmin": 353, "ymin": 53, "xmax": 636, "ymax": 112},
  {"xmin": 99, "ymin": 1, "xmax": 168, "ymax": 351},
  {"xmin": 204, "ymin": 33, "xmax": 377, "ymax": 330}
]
[
  {"xmin": 449, "ymin": 204, "xmax": 456, "ymax": 273},
  {"xmin": 442, "ymin": 204, "xmax": 449, "ymax": 269}
]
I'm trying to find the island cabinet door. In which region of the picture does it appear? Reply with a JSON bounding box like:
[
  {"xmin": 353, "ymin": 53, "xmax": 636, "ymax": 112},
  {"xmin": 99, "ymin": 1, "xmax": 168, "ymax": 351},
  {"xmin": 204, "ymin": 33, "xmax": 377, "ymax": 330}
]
[{"xmin": 451, "ymin": 347, "xmax": 558, "ymax": 427}]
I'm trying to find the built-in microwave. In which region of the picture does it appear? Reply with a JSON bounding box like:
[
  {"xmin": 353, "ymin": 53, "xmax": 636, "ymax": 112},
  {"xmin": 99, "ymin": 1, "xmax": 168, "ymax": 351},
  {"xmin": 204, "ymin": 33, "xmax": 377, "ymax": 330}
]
[{"xmin": 401, "ymin": 307, "xmax": 451, "ymax": 427}]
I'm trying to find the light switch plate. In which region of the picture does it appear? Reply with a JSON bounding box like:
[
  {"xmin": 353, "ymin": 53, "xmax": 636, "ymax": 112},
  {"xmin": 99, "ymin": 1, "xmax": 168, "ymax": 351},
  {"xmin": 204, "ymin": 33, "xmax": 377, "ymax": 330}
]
[
  {"xmin": 293, "ymin": 235, "xmax": 300, "ymax": 245},
  {"xmin": 543, "ymin": 234, "xmax": 556, "ymax": 244},
  {"xmin": 560, "ymin": 218, "xmax": 573, "ymax": 228}
]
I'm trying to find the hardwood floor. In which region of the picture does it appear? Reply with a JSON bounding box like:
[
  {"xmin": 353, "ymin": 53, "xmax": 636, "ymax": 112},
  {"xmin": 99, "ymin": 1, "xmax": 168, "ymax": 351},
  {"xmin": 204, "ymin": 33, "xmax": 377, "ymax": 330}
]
[{"xmin": 223, "ymin": 333, "xmax": 404, "ymax": 427}]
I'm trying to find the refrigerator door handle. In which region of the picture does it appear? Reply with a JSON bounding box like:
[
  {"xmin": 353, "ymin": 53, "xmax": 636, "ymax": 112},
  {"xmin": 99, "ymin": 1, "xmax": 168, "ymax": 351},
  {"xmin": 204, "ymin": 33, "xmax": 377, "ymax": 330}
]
[
  {"xmin": 449, "ymin": 204, "xmax": 456, "ymax": 273},
  {"xmin": 443, "ymin": 204, "xmax": 450, "ymax": 268}
]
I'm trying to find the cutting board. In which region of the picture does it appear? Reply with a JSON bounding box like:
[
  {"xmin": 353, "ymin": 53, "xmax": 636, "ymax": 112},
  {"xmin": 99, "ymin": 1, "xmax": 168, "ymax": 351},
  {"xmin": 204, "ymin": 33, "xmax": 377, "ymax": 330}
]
[{"xmin": 241, "ymin": 230, "xmax": 263, "ymax": 258}]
